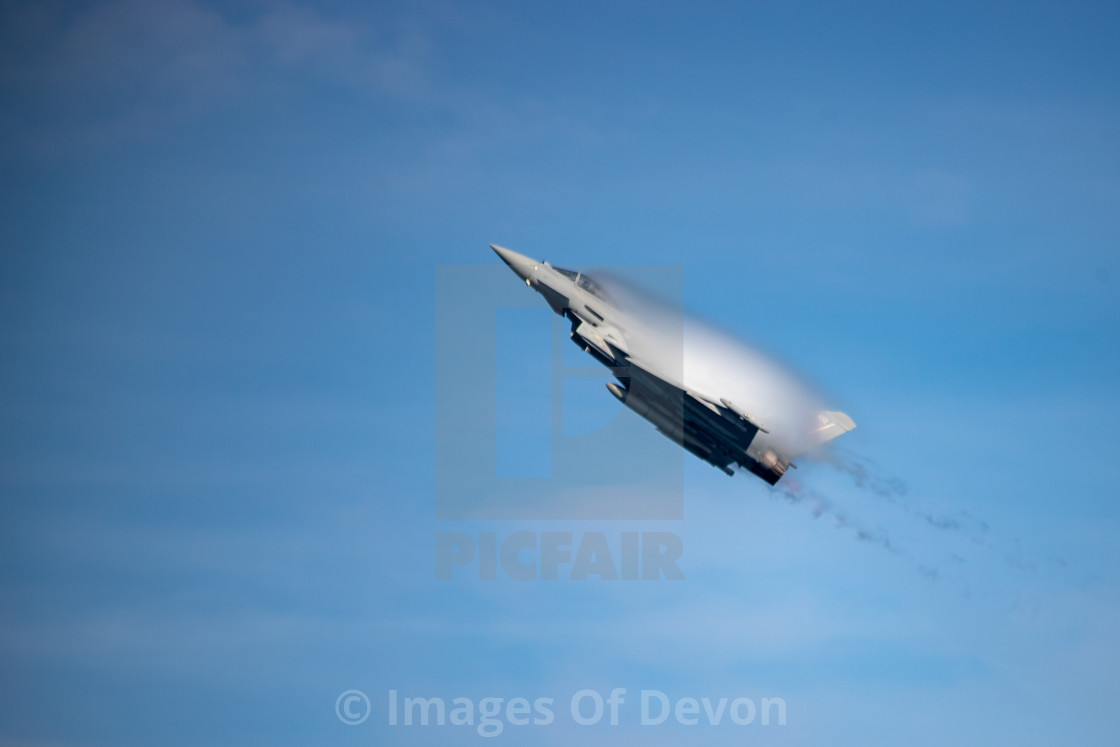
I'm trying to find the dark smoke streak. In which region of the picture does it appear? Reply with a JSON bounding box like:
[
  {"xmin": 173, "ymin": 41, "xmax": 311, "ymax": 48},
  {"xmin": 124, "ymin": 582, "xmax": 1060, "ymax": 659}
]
[
  {"xmin": 768, "ymin": 477, "xmax": 900, "ymax": 556},
  {"xmin": 764, "ymin": 475, "xmax": 955, "ymax": 584},
  {"xmin": 825, "ymin": 447, "xmax": 995, "ymax": 548},
  {"xmin": 816, "ymin": 447, "xmax": 1051, "ymax": 577}
]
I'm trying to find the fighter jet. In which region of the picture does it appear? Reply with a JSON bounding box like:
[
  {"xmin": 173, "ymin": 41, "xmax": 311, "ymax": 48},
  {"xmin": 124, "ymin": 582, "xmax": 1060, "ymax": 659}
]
[{"xmin": 491, "ymin": 244, "xmax": 856, "ymax": 485}]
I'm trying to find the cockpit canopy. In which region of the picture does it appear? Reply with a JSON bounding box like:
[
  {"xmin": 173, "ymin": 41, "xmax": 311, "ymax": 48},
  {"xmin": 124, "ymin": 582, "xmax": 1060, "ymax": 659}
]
[{"xmin": 554, "ymin": 266, "xmax": 609, "ymax": 302}]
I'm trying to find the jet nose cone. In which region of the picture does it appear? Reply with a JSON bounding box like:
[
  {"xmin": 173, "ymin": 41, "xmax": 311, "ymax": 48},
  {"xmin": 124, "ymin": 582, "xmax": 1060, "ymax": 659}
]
[{"xmin": 490, "ymin": 244, "xmax": 540, "ymax": 282}]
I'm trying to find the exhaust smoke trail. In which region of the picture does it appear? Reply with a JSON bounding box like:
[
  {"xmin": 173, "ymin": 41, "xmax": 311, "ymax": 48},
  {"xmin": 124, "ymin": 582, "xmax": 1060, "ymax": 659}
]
[
  {"xmin": 803, "ymin": 446, "xmax": 1046, "ymax": 579},
  {"xmin": 822, "ymin": 447, "xmax": 1007, "ymax": 554},
  {"xmin": 767, "ymin": 473, "xmax": 956, "ymax": 584},
  {"xmin": 767, "ymin": 475, "xmax": 899, "ymax": 555}
]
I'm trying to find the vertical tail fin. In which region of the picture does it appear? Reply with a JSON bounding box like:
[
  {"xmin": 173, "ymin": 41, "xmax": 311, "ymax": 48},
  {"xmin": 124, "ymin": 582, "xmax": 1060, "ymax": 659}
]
[{"xmin": 813, "ymin": 411, "xmax": 856, "ymax": 443}]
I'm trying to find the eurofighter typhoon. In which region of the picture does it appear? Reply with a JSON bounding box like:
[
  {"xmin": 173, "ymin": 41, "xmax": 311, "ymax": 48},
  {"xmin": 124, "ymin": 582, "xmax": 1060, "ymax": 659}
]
[{"xmin": 491, "ymin": 244, "xmax": 856, "ymax": 485}]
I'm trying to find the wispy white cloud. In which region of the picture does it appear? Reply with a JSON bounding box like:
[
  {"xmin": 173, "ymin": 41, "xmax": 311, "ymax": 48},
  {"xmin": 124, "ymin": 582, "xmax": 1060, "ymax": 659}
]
[{"xmin": 0, "ymin": 0, "xmax": 438, "ymax": 156}]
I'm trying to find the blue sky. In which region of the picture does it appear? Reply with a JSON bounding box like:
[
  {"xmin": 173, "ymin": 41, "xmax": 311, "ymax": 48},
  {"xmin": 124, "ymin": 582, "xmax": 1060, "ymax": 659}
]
[{"xmin": 1, "ymin": 0, "xmax": 1118, "ymax": 744}]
